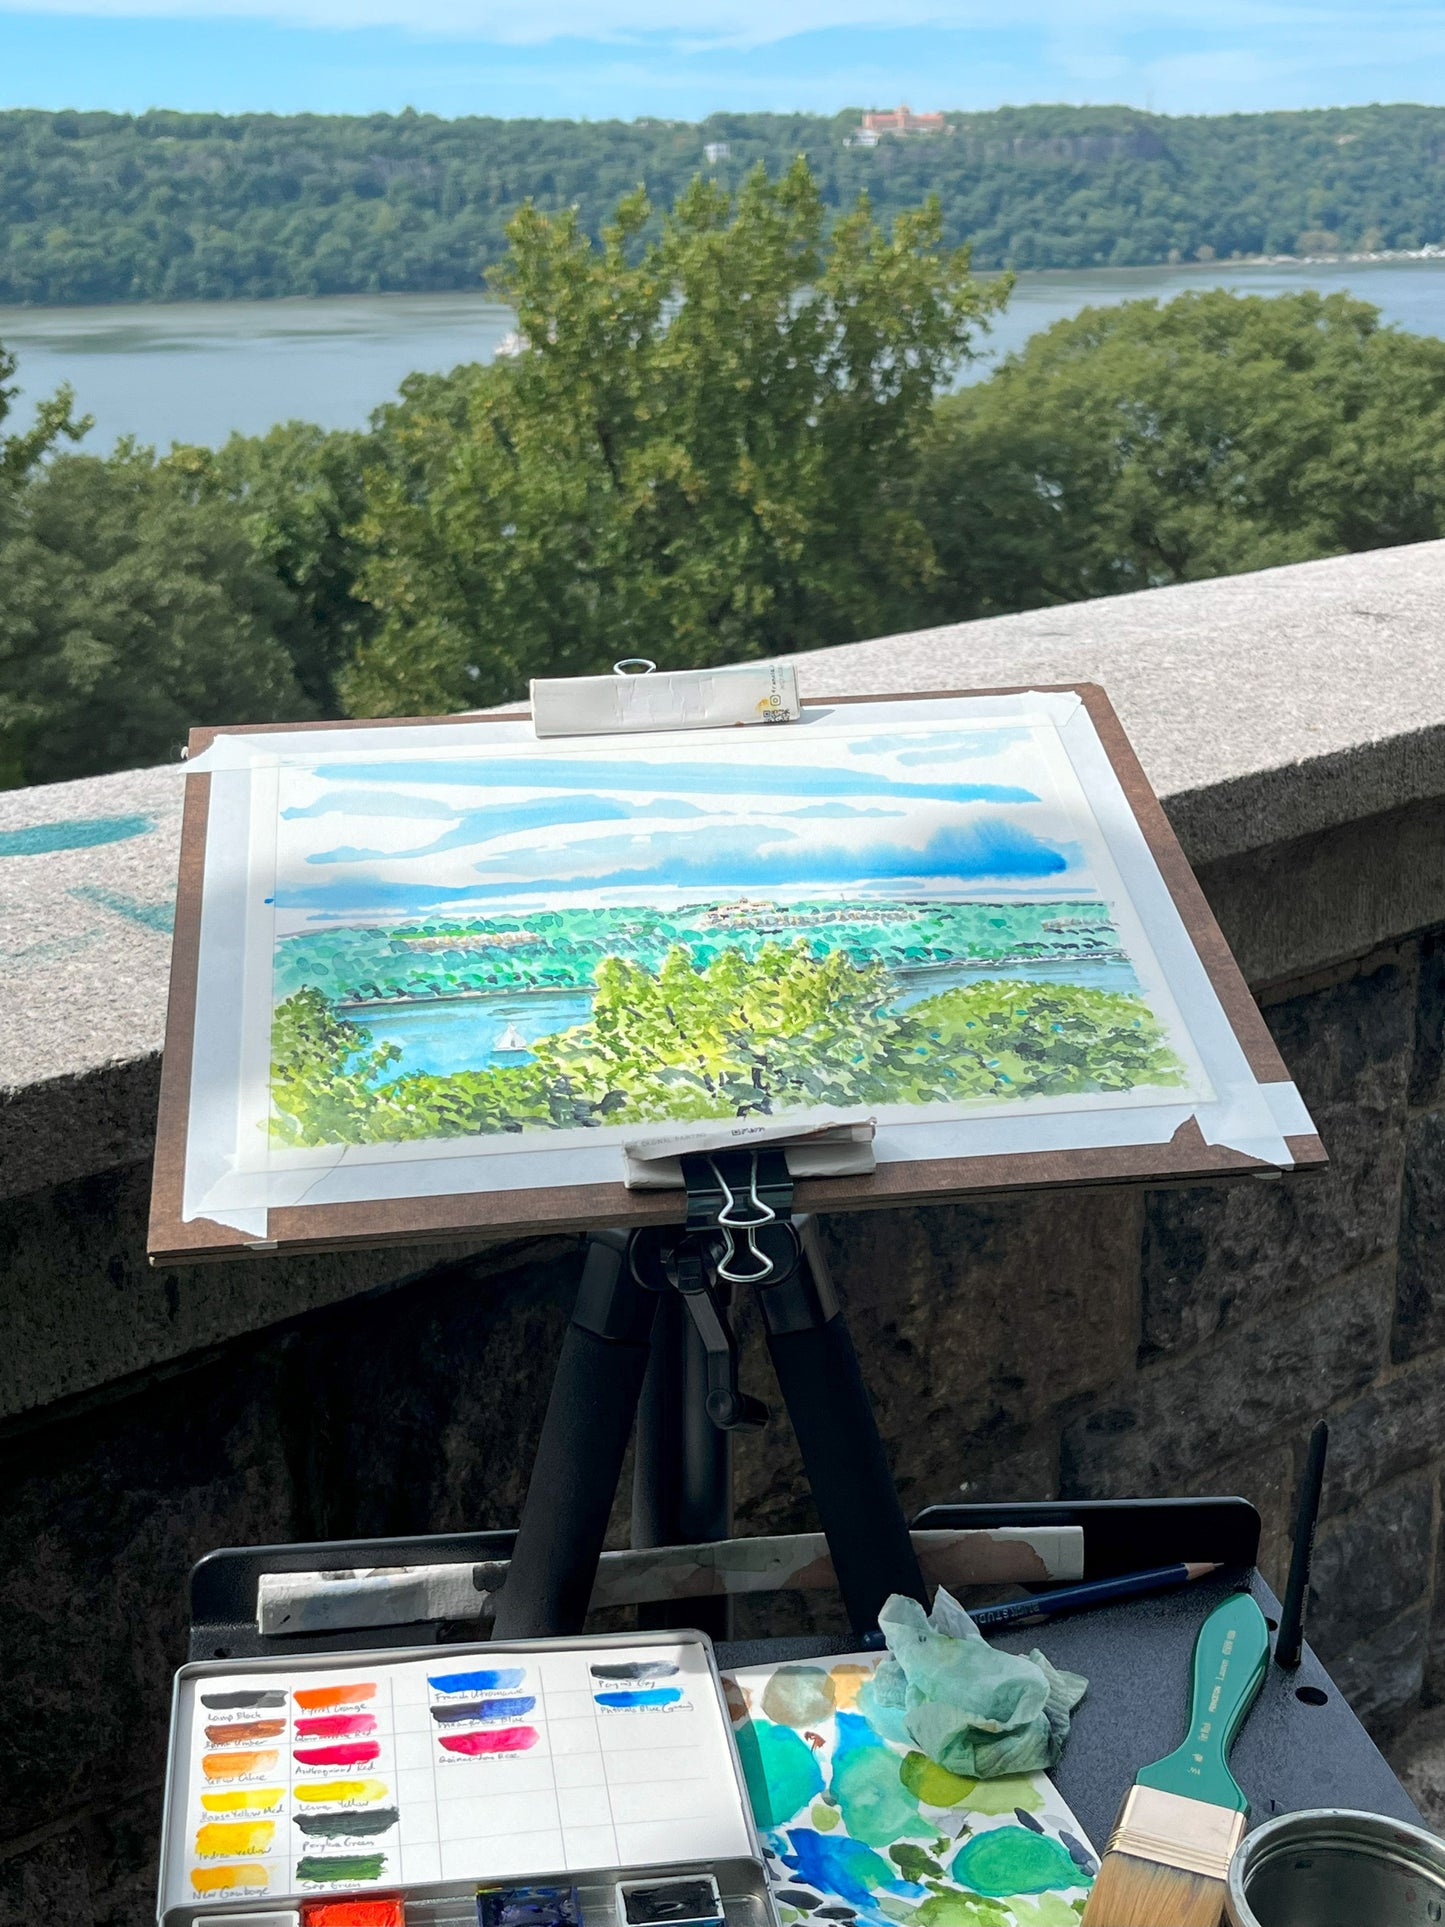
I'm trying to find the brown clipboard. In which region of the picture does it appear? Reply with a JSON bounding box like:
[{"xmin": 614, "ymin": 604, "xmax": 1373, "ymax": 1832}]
[{"xmin": 149, "ymin": 686, "xmax": 1325, "ymax": 1263}]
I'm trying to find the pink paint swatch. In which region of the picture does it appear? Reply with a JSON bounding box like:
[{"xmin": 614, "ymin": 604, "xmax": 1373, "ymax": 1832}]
[
  {"xmin": 293, "ymin": 1740, "xmax": 382, "ymax": 1767},
  {"xmin": 294, "ymin": 1713, "xmax": 378, "ymax": 1740},
  {"xmin": 439, "ymin": 1726, "xmax": 540, "ymax": 1757}
]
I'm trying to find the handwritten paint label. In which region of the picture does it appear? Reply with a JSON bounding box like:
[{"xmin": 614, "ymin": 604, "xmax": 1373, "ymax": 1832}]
[
  {"xmin": 294, "ymin": 1713, "xmax": 378, "ymax": 1739},
  {"xmin": 191, "ymin": 1865, "xmax": 270, "ymax": 1895},
  {"xmin": 202, "ymin": 1749, "xmax": 281, "ymax": 1782},
  {"xmin": 594, "ymin": 1687, "xmax": 685, "ymax": 1711},
  {"xmin": 428, "ymin": 1695, "xmax": 537, "ymax": 1725},
  {"xmin": 195, "ymin": 1820, "xmax": 276, "ymax": 1859}
]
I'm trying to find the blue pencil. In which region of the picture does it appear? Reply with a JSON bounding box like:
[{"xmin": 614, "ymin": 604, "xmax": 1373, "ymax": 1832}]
[{"xmin": 861, "ymin": 1561, "xmax": 1221, "ymax": 1646}]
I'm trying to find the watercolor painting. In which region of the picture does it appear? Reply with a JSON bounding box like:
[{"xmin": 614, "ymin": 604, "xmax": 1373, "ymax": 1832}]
[
  {"xmin": 724, "ymin": 1655, "xmax": 1097, "ymax": 1927},
  {"xmin": 259, "ymin": 715, "xmax": 1201, "ymax": 1153}
]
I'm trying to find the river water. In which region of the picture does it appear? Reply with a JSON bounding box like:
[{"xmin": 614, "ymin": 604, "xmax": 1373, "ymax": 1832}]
[
  {"xmin": 354, "ymin": 954, "xmax": 1143, "ymax": 1079},
  {"xmin": 4, "ymin": 256, "xmax": 1445, "ymax": 451}
]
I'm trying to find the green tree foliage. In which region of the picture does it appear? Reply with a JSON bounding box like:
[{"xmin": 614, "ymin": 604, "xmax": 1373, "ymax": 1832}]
[
  {"xmin": 268, "ymin": 946, "xmax": 1185, "ymax": 1146},
  {"xmin": 171, "ymin": 422, "xmax": 378, "ymax": 712},
  {"xmin": 270, "ymin": 985, "xmax": 402, "ymax": 1146},
  {"xmin": 5, "ymin": 104, "xmax": 1445, "ymax": 302},
  {"xmin": 908, "ymin": 288, "xmax": 1445, "ymax": 619},
  {"xmin": 9, "ymin": 155, "xmax": 1445, "ymax": 786},
  {"xmin": 0, "ymin": 434, "xmax": 313, "ymax": 786},
  {"xmin": 343, "ymin": 162, "xmax": 1000, "ymax": 713}
]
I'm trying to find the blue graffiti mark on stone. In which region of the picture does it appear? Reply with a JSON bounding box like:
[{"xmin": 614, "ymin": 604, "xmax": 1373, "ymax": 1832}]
[
  {"xmin": 68, "ymin": 884, "xmax": 175, "ymax": 933},
  {"xmin": 0, "ymin": 815, "xmax": 155, "ymax": 857}
]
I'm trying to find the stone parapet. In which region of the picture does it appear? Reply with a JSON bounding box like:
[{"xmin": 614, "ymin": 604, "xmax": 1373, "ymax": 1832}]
[{"xmin": 2, "ymin": 541, "xmax": 1445, "ymax": 1921}]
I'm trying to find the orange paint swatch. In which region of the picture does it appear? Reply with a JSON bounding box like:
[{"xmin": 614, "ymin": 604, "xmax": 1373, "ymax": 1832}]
[
  {"xmin": 191, "ymin": 1865, "xmax": 269, "ymax": 1895},
  {"xmin": 294, "ymin": 1682, "xmax": 378, "ymax": 1711},
  {"xmin": 201, "ymin": 1788, "xmax": 283, "ymax": 1814},
  {"xmin": 302, "ymin": 1899, "xmax": 404, "ymax": 1926},
  {"xmin": 828, "ymin": 1663, "xmax": 872, "ymax": 1710},
  {"xmin": 195, "ymin": 1820, "xmax": 276, "ymax": 1858},
  {"xmin": 202, "ymin": 1749, "xmax": 280, "ymax": 1781}
]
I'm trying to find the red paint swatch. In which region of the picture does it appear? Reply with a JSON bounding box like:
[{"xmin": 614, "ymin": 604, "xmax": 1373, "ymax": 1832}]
[
  {"xmin": 438, "ymin": 1725, "xmax": 540, "ymax": 1757},
  {"xmin": 301, "ymin": 1900, "xmax": 404, "ymax": 1927},
  {"xmin": 294, "ymin": 1713, "xmax": 378, "ymax": 1739},
  {"xmin": 293, "ymin": 1740, "xmax": 381, "ymax": 1767},
  {"xmin": 294, "ymin": 1683, "xmax": 378, "ymax": 1711}
]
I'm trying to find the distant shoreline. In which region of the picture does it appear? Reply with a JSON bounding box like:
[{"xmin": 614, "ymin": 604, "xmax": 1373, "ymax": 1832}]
[
  {"xmin": 5, "ymin": 249, "xmax": 1444, "ymax": 318},
  {"xmin": 997, "ymin": 246, "xmax": 1445, "ymax": 281}
]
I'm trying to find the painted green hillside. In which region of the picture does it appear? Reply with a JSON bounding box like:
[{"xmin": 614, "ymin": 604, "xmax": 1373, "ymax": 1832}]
[{"xmin": 273, "ymin": 898, "xmax": 1124, "ymax": 1006}]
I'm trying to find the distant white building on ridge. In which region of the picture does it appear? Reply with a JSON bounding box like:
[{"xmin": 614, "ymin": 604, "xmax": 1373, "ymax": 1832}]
[{"xmin": 850, "ymin": 104, "xmax": 945, "ymax": 143}]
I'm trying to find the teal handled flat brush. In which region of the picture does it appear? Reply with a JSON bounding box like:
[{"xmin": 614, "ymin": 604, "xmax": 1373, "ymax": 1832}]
[{"xmin": 1082, "ymin": 1592, "xmax": 1270, "ymax": 1926}]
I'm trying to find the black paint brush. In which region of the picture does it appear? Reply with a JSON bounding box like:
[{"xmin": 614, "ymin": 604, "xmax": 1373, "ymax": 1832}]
[{"xmin": 1276, "ymin": 1418, "xmax": 1328, "ymax": 1669}]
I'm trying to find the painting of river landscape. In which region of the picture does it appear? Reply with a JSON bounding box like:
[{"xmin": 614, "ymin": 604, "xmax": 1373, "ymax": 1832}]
[{"xmin": 262, "ymin": 714, "xmax": 1202, "ymax": 1151}]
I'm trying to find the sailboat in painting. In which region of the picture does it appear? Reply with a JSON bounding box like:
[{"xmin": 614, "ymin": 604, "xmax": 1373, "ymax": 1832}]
[{"xmin": 495, "ymin": 1023, "xmax": 529, "ymax": 1053}]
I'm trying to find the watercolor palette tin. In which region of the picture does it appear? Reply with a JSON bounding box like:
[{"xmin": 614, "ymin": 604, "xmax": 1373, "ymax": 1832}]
[{"xmin": 158, "ymin": 1632, "xmax": 776, "ymax": 1927}]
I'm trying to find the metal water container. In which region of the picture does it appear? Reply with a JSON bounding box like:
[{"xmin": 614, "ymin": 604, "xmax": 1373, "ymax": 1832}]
[{"xmin": 1226, "ymin": 1808, "xmax": 1445, "ymax": 1925}]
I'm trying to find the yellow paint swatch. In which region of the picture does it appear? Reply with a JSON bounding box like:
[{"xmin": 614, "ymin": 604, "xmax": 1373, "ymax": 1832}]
[
  {"xmin": 195, "ymin": 1821, "xmax": 276, "ymax": 1858},
  {"xmin": 201, "ymin": 1749, "xmax": 279, "ymax": 1781},
  {"xmin": 200, "ymin": 1788, "xmax": 283, "ymax": 1814},
  {"xmin": 293, "ymin": 1777, "xmax": 389, "ymax": 1806},
  {"xmin": 191, "ymin": 1865, "xmax": 269, "ymax": 1895}
]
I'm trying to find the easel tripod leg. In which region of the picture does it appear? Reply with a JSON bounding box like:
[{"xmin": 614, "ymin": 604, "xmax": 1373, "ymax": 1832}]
[
  {"xmin": 633, "ymin": 1289, "xmax": 733, "ymax": 1637},
  {"xmin": 491, "ymin": 1230, "xmax": 657, "ymax": 1639},
  {"xmin": 759, "ymin": 1219, "xmax": 928, "ymax": 1631}
]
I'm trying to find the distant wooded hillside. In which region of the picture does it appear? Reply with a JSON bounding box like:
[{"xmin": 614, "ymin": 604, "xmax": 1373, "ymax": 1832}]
[{"xmin": 3, "ymin": 102, "xmax": 1445, "ymax": 303}]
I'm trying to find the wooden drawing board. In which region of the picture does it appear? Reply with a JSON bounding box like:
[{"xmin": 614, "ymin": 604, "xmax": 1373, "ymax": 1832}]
[{"xmin": 149, "ymin": 687, "xmax": 1324, "ymax": 1262}]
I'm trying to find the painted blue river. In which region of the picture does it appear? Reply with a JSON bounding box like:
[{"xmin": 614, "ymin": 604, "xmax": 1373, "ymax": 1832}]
[{"xmin": 352, "ymin": 956, "xmax": 1141, "ymax": 1080}]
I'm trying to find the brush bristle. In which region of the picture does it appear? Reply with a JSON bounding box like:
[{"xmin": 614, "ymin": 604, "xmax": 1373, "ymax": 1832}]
[{"xmin": 1081, "ymin": 1849, "xmax": 1228, "ymax": 1926}]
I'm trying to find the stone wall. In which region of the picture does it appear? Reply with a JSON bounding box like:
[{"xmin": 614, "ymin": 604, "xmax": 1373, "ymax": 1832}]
[
  {"xmin": 2, "ymin": 919, "xmax": 1442, "ymax": 1925},
  {"xmin": 7, "ymin": 543, "xmax": 1445, "ymax": 1922}
]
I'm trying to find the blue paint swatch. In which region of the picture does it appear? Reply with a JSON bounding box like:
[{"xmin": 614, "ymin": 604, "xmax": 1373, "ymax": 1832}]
[
  {"xmin": 594, "ymin": 1687, "xmax": 683, "ymax": 1709},
  {"xmin": 68, "ymin": 884, "xmax": 175, "ymax": 932},
  {"xmin": 428, "ymin": 1667, "xmax": 527, "ymax": 1694},
  {"xmin": 430, "ymin": 1695, "xmax": 537, "ymax": 1724},
  {"xmin": 0, "ymin": 814, "xmax": 154, "ymax": 857}
]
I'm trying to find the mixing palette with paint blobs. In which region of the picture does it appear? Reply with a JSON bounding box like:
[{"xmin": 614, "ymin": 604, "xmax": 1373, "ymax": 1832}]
[{"xmin": 159, "ymin": 1635, "xmax": 774, "ymax": 1927}]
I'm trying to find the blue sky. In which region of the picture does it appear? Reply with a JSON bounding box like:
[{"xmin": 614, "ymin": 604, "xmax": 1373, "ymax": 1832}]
[
  {"xmin": 269, "ymin": 725, "xmax": 1090, "ymax": 921},
  {"xmin": 4, "ymin": 1, "xmax": 1444, "ymax": 121}
]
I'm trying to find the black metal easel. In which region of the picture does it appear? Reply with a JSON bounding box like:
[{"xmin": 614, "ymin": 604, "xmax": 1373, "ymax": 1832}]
[{"xmin": 489, "ymin": 1146, "xmax": 927, "ymax": 1643}]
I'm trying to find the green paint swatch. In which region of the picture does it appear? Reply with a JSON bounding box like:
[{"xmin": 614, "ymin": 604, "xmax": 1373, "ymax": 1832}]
[
  {"xmin": 912, "ymin": 1894, "xmax": 1011, "ymax": 1927},
  {"xmin": 830, "ymin": 1743, "xmax": 928, "ymax": 1848},
  {"xmin": 736, "ymin": 1720, "xmax": 824, "ymax": 1828},
  {"xmin": 952, "ymin": 1827, "xmax": 1083, "ymax": 1898},
  {"xmin": 297, "ymin": 1852, "xmax": 386, "ymax": 1884},
  {"xmin": 294, "ymin": 1806, "xmax": 398, "ymax": 1839},
  {"xmin": 960, "ymin": 1775, "xmax": 1044, "ymax": 1817},
  {"xmin": 900, "ymin": 1751, "xmax": 978, "ymax": 1807},
  {"xmin": 889, "ymin": 1843, "xmax": 945, "ymax": 1882}
]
